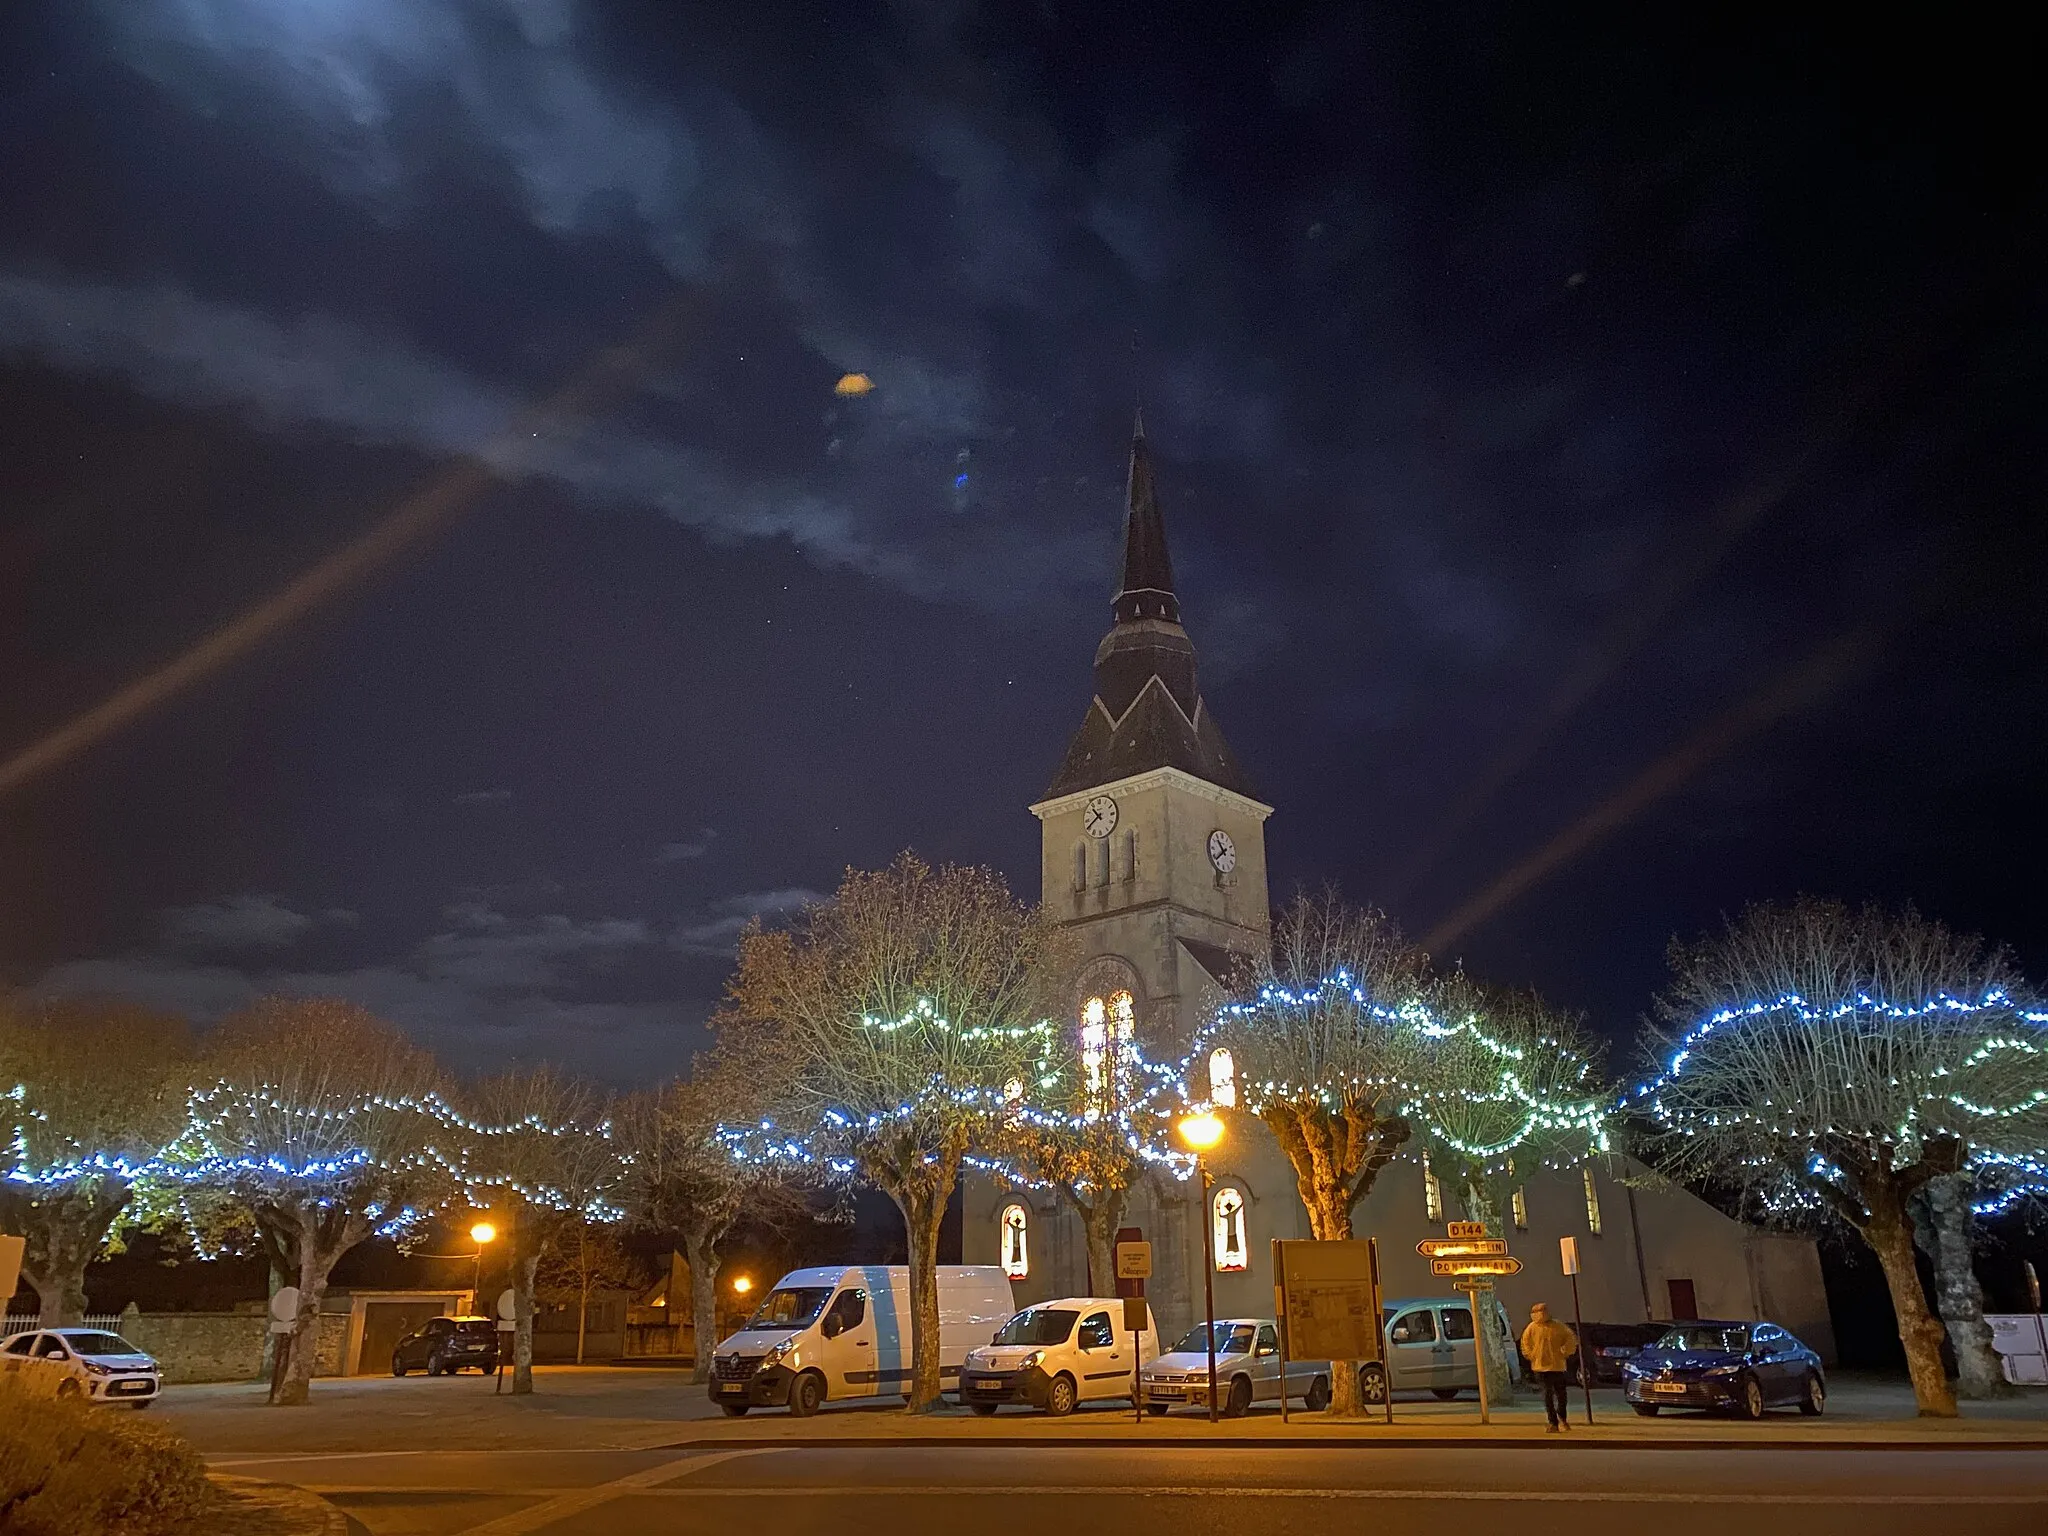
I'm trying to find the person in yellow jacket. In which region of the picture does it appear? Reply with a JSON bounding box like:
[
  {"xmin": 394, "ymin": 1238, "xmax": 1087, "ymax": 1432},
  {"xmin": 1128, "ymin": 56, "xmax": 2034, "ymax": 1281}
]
[{"xmin": 1520, "ymin": 1302, "xmax": 1579, "ymax": 1431}]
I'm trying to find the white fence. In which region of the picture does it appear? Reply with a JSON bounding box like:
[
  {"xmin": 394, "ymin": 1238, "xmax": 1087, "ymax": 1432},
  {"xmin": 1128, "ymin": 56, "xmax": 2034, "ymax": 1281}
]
[
  {"xmin": 1988, "ymin": 1314, "xmax": 2048, "ymax": 1385},
  {"xmin": 2, "ymin": 1314, "xmax": 123, "ymax": 1338}
]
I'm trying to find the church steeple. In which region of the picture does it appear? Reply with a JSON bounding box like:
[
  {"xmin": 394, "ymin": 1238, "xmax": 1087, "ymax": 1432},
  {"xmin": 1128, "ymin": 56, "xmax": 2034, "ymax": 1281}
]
[
  {"xmin": 1041, "ymin": 421, "xmax": 1257, "ymax": 801},
  {"xmin": 1115, "ymin": 413, "xmax": 1181, "ymax": 626}
]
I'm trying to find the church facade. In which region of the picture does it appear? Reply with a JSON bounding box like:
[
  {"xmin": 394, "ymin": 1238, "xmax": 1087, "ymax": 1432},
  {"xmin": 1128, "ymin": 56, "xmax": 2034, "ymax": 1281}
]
[{"xmin": 961, "ymin": 421, "xmax": 1835, "ymax": 1362}]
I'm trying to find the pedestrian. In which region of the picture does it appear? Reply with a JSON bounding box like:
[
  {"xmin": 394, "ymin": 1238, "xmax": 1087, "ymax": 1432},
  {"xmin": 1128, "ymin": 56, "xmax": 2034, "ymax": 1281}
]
[{"xmin": 1520, "ymin": 1301, "xmax": 1578, "ymax": 1432}]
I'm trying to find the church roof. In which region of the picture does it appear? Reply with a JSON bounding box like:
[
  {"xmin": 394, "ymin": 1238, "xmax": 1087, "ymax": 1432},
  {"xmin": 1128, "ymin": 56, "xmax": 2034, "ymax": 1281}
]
[
  {"xmin": 1043, "ymin": 419, "xmax": 1259, "ymax": 802},
  {"xmin": 1178, "ymin": 937, "xmax": 1252, "ymax": 992}
]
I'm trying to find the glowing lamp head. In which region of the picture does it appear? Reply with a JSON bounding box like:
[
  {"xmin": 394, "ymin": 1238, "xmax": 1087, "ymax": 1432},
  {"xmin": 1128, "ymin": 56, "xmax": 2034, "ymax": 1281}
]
[
  {"xmin": 731, "ymin": 1275, "xmax": 754, "ymax": 1295},
  {"xmin": 469, "ymin": 1222, "xmax": 497, "ymax": 1246},
  {"xmin": 1177, "ymin": 1111, "xmax": 1226, "ymax": 1153}
]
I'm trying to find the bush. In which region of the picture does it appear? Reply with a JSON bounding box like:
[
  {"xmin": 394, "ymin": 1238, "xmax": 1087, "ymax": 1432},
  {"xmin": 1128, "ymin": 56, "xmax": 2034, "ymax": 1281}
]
[{"xmin": 0, "ymin": 1365, "xmax": 211, "ymax": 1535}]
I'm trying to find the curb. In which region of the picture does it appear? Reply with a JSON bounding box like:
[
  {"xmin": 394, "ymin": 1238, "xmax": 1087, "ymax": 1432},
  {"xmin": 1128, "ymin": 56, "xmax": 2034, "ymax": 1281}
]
[
  {"xmin": 654, "ymin": 1432, "xmax": 2048, "ymax": 1453},
  {"xmin": 210, "ymin": 1473, "xmax": 352, "ymax": 1536}
]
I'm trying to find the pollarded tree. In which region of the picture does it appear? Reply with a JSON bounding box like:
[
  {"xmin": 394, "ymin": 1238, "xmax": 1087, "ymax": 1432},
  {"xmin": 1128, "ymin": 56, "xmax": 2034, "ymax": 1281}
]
[
  {"xmin": 1408, "ymin": 976, "xmax": 1613, "ymax": 1403},
  {"xmin": 1201, "ymin": 891, "xmax": 1433, "ymax": 1417},
  {"xmin": 616, "ymin": 1055, "xmax": 813, "ymax": 1383},
  {"xmin": 1643, "ymin": 898, "xmax": 2048, "ymax": 1417},
  {"xmin": 454, "ymin": 1067, "xmax": 621, "ymax": 1395},
  {"xmin": 171, "ymin": 999, "xmax": 448, "ymax": 1405},
  {"xmin": 0, "ymin": 998, "xmax": 191, "ymax": 1325},
  {"xmin": 534, "ymin": 1224, "xmax": 647, "ymax": 1365},
  {"xmin": 718, "ymin": 854, "xmax": 1064, "ymax": 1413}
]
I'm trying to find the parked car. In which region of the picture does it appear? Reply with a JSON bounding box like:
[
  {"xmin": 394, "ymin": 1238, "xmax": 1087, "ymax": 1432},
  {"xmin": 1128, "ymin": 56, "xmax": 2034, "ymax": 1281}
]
[
  {"xmin": 1517, "ymin": 1319, "xmax": 1670, "ymax": 1385},
  {"xmin": 712, "ymin": 1265, "xmax": 1013, "ymax": 1417},
  {"xmin": 391, "ymin": 1315, "xmax": 501, "ymax": 1376},
  {"xmin": 1368, "ymin": 1295, "xmax": 1521, "ymax": 1404},
  {"xmin": 1140, "ymin": 1317, "xmax": 1329, "ymax": 1417},
  {"xmin": 1623, "ymin": 1320, "xmax": 1826, "ymax": 1419},
  {"xmin": 956, "ymin": 1296, "xmax": 1161, "ymax": 1416},
  {"xmin": 0, "ymin": 1327, "xmax": 161, "ymax": 1406}
]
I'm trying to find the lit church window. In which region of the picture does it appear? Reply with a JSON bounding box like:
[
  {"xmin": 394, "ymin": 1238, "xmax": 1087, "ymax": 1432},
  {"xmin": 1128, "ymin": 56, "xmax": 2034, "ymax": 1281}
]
[
  {"xmin": 1511, "ymin": 1186, "xmax": 1528, "ymax": 1230},
  {"xmin": 1212, "ymin": 1185, "xmax": 1248, "ymax": 1272},
  {"xmin": 1583, "ymin": 1166, "xmax": 1603, "ymax": 1236},
  {"xmin": 1080, "ymin": 990, "xmax": 1136, "ymax": 1117},
  {"xmin": 1000, "ymin": 1203, "xmax": 1029, "ymax": 1280},
  {"xmin": 1423, "ymin": 1152, "xmax": 1444, "ymax": 1223},
  {"xmin": 1208, "ymin": 1047, "xmax": 1236, "ymax": 1108}
]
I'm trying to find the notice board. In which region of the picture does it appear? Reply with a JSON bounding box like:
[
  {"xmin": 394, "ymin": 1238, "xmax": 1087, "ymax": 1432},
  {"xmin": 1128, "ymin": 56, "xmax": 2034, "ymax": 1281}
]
[{"xmin": 1274, "ymin": 1237, "xmax": 1384, "ymax": 1363}]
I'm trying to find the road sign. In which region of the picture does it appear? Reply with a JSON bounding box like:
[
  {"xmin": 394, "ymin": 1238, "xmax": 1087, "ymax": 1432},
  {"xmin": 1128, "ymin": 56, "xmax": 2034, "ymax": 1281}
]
[
  {"xmin": 1431, "ymin": 1256, "xmax": 1523, "ymax": 1277},
  {"xmin": 1445, "ymin": 1221, "xmax": 1488, "ymax": 1240},
  {"xmin": 1418, "ymin": 1239, "xmax": 1509, "ymax": 1257},
  {"xmin": 1115, "ymin": 1241, "xmax": 1153, "ymax": 1281},
  {"xmin": 1451, "ymin": 1278, "xmax": 1495, "ymax": 1293},
  {"xmin": 1560, "ymin": 1235, "xmax": 1581, "ymax": 1276},
  {"xmin": 1123, "ymin": 1297, "xmax": 1149, "ymax": 1333},
  {"xmin": 269, "ymin": 1286, "xmax": 301, "ymax": 1335}
]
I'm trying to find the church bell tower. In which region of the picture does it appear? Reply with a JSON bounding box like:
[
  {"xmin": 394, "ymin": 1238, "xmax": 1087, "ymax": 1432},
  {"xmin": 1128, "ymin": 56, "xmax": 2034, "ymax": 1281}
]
[{"xmin": 1031, "ymin": 418, "xmax": 1273, "ymax": 1055}]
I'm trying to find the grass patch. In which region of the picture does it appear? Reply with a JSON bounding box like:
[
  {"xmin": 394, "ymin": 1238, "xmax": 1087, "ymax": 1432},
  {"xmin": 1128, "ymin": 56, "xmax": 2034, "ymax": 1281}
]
[{"xmin": 0, "ymin": 1362, "xmax": 212, "ymax": 1535}]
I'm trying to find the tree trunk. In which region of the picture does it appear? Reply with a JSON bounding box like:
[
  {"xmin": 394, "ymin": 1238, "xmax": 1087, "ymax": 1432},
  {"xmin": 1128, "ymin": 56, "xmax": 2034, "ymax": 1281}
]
[
  {"xmin": 1458, "ymin": 1182, "xmax": 1517, "ymax": 1405},
  {"xmin": 684, "ymin": 1227, "xmax": 722, "ymax": 1385},
  {"xmin": 887, "ymin": 1168, "xmax": 953, "ymax": 1415},
  {"xmin": 1863, "ymin": 1177, "xmax": 1956, "ymax": 1417},
  {"xmin": 512, "ymin": 1251, "xmax": 539, "ymax": 1394},
  {"xmin": 1303, "ymin": 1193, "xmax": 1368, "ymax": 1418},
  {"xmin": 1079, "ymin": 1190, "xmax": 1126, "ymax": 1301},
  {"xmin": 274, "ymin": 1235, "xmax": 339, "ymax": 1407},
  {"xmin": 576, "ymin": 1277, "xmax": 589, "ymax": 1366},
  {"xmin": 16, "ymin": 1185, "xmax": 127, "ymax": 1326},
  {"xmin": 1916, "ymin": 1175, "xmax": 2009, "ymax": 1399}
]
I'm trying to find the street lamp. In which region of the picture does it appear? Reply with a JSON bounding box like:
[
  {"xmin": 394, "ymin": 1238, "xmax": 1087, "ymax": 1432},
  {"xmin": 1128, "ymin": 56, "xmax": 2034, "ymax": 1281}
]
[
  {"xmin": 1177, "ymin": 1111, "xmax": 1226, "ymax": 1423},
  {"xmin": 469, "ymin": 1221, "xmax": 496, "ymax": 1302}
]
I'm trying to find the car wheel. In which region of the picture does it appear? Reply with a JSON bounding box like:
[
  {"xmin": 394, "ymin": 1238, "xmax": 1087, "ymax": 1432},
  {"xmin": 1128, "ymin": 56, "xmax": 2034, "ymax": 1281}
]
[
  {"xmin": 1632, "ymin": 1403, "xmax": 1659, "ymax": 1417},
  {"xmin": 1044, "ymin": 1373, "xmax": 1078, "ymax": 1417},
  {"xmin": 1223, "ymin": 1376, "xmax": 1254, "ymax": 1419},
  {"xmin": 1798, "ymin": 1373, "xmax": 1825, "ymax": 1416},
  {"xmin": 1305, "ymin": 1375, "xmax": 1330, "ymax": 1412},
  {"xmin": 787, "ymin": 1370, "xmax": 826, "ymax": 1418},
  {"xmin": 1144, "ymin": 1402, "xmax": 1168, "ymax": 1417},
  {"xmin": 130, "ymin": 1400, "xmax": 153, "ymax": 1411},
  {"xmin": 392, "ymin": 1359, "xmax": 408, "ymax": 1377},
  {"xmin": 55, "ymin": 1380, "xmax": 80, "ymax": 1399},
  {"xmin": 720, "ymin": 1403, "xmax": 750, "ymax": 1417},
  {"xmin": 972, "ymin": 1401, "xmax": 1001, "ymax": 1417},
  {"xmin": 1358, "ymin": 1363, "xmax": 1388, "ymax": 1405},
  {"xmin": 1734, "ymin": 1374, "xmax": 1765, "ymax": 1420},
  {"xmin": 1432, "ymin": 1387, "xmax": 1461, "ymax": 1401}
]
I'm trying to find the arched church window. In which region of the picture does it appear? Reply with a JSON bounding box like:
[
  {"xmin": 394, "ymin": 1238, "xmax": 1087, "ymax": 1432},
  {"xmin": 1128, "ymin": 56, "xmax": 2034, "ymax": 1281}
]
[
  {"xmin": 1073, "ymin": 841, "xmax": 1087, "ymax": 893},
  {"xmin": 1208, "ymin": 1048, "xmax": 1237, "ymax": 1108},
  {"xmin": 999, "ymin": 1203, "xmax": 1029, "ymax": 1280},
  {"xmin": 1080, "ymin": 990, "xmax": 1137, "ymax": 1117},
  {"xmin": 1423, "ymin": 1152, "xmax": 1444, "ymax": 1224},
  {"xmin": 1212, "ymin": 1185, "xmax": 1248, "ymax": 1272},
  {"xmin": 1582, "ymin": 1166, "xmax": 1603, "ymax": 1236}
]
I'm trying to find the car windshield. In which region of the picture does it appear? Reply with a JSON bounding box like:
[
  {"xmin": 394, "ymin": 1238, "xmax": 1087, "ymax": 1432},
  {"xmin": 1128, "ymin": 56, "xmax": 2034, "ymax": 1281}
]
[
  {"xmin": 1654, "ymin": 1326, "xmax": 1749, "ymax": 1353},
  {"xmin": 993, "ymin": 1308, "xmax": 1077, "ymax": 1346},
  {"xmin": 747, "ymin": 1287, "xmax": 834, "ymax": 1330},
  {"xmin": 1172, "ymin": 1322, "xmax": 1256, "ymax": 1355},
  {"xmin": 61, "ymin": 1332, "xmax": 140, "ymax": 1356}
]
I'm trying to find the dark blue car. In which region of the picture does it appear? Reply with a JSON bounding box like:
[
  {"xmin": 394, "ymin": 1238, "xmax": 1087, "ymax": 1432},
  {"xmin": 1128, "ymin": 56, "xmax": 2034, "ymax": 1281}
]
[{"xmin": 1622, "ymin": 1321, "xmax": 1826, "ymax": 1419}]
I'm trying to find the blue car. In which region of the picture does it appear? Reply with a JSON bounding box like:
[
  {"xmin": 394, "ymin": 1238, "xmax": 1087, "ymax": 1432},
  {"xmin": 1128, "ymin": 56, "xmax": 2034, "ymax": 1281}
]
[{"xmin": 1623, "ymin": 1320, "xmax": 1826, "ymax": 1419}]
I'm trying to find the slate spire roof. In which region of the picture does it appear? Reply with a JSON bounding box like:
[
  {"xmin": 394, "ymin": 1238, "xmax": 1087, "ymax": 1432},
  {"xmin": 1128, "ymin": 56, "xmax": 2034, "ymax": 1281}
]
[{"xmin": 1042, "ymin": 418, "xmax": 1258, "ymax": 802}]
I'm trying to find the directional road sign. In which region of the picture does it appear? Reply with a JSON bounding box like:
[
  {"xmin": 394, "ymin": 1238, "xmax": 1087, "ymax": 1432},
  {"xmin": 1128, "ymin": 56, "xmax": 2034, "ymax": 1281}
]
[
  {"xmin": 1432, "ymin": 1256, "xmax": 1523, "ymax": 1278},
  {"xmin": 1445, "ymin": 1221, "xmax": 1489, "ymax": 1240},
  {"xmin": 1418, "ymin": 1239, "xmax": 1509, "ymax": 1257}
]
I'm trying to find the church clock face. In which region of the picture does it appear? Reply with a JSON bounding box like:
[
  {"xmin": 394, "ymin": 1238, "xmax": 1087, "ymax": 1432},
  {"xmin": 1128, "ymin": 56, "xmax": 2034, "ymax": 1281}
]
[
  {"xmin": 1082, "ymin": 795, "xmax": 1119, "ymax": 838},
  {"xmin": 1207, "ymin": 829, "xmax": 1237, "ymax": 873}
]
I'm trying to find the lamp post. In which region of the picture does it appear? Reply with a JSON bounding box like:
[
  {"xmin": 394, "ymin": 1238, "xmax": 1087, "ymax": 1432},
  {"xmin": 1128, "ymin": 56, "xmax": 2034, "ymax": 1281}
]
[
  {"xmin": 1177, "ymin": 1111, "xmax": 1226, "ymax": 1424},
  {"xmin": 468, "ymin": 1222, "xmax": 497, "ymax": 1307}
]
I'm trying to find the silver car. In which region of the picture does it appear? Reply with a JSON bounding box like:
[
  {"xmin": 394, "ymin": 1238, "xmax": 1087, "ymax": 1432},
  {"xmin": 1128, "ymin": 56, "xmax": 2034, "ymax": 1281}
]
[
  {"xmin": 1140, "ymin": 1318, "xmax": 1330, "ymax": 1417},
  {"xmin": 0, "ymin": 1327, "xmax": 162, "ymax": 1406}
]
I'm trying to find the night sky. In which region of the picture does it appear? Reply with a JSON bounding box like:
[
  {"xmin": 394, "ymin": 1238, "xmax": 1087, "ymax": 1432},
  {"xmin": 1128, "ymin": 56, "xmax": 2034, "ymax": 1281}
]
[{"xmin": 1, "ymin": 2, "xmax": 2041, "ymax": 1085}]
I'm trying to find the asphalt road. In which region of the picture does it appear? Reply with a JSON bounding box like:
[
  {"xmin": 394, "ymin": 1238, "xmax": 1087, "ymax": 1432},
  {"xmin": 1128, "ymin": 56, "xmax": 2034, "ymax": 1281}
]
[{"xmin": 212, "ymin": 1442, "xmax": 2048, "ymax": 1536}]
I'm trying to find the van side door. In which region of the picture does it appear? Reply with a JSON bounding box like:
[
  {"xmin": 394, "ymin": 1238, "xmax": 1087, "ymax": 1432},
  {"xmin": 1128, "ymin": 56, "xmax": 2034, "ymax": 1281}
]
[
  {"xmin": 1438, "ymin": 1303, "xmax": 1478, "ymax": 1390},
  {"xmin": 818, "ymin": 1287, "xmax": 875, "ymax": 1398},
  {"xmin": 1385, "ymin": 1305, "xmax": 1446, "ymax": 1389},
  {"xmin": 1075, "ymin": 1309, "xmax": 1127, "ymax": 1399}
]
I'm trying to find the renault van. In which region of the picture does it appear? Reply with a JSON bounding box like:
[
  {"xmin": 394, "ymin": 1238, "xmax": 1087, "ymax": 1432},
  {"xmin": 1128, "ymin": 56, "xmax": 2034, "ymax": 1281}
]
[
  {"xmin": 710, "ymin": 1265, "xmax": 1013, "ymax": 1416},
  {"xmin": 955, "ymin": 1296, "xmax": 1161, "ymax": 1416}
]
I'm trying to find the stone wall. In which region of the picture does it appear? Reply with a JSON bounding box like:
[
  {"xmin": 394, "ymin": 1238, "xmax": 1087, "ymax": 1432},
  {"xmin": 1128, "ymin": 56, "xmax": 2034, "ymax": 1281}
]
[{"xmin": 118, "ymin": 1311, "xmax": 265, "ymax": 1383}]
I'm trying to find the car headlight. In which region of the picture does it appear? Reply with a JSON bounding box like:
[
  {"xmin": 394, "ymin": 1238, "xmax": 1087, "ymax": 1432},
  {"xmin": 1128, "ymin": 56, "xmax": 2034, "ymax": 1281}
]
[
  {"xmin": 1703, "ymin": 1364, "xmax": 1740, "ymax": 1377},
  {"xmin": 82, "ymin": 1360, "xmax": 113, "ymax": 1376},
  {"xmin": 1019, "ymin": 1350, "xmax": 1044, "ymax": 1371},
  {"xmin": 762, "ymin": 1339, "xmax": 796, "ymax": 1368},
  {"xmin": 1620, "ymin": 1363, "xmax": 1645, "ymax": 1377}
]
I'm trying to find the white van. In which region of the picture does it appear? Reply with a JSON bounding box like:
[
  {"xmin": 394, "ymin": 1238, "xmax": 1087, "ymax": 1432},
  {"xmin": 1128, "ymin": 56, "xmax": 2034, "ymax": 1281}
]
[
  {"xmin": 955, "ymin": 1296, "xmax": 1161, "ymax": 1416},
  {"xmin": 709, "ymin": 1265, "xmax": 1013, "ymax": 1417}
]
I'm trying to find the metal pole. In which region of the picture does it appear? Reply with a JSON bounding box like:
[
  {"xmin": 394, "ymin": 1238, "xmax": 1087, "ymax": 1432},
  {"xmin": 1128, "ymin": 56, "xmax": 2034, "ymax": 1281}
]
[
  {"xmin": 2028, "ymin": 1262, "xmax": 2047, "ymax": 1388},
  {"xmin": 1275, "ymin": 1238, "xmax": 1290, "ymax": 1424},
  {"xmin": 1570, "ymin": 1269, "xmax": 1593, "ymax": 1425},
  {"xmin": 1201, "ymin": 1160, "xmax": 1218, "ymax": 1423},
  {"xmin": 1371, "ymin": 1239, "xmax": 1392, "ymax": 1425},
  {"xmin": 1469, "ymin": 1284, "xmax": 1492, "ymax": 1425}
]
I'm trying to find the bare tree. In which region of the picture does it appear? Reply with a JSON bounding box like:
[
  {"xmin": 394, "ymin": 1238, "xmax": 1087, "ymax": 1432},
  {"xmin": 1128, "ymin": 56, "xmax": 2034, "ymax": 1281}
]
[
  {"xmin": 1201, "ymin": 892, "xmax": 1432, "ymax": 1417},
  {"xmin": 454, "ymin": 1067, "xmax": 620, "ymax": 1395},
  {"xmin": 1409, "ymin": 976, "xmax": 1613, "ymax": 1403},
  {"xmin": 616, "ymin": 1057, "xmax": 812, "ymax": 1384},
  {"xmin": 535, "ymin": 1224, "xmax": 647, "ymax": 1364},
  {"xmin": 1644, "ymin": 898, "xmax": 2048, "ymax": 1417},
  {"xmin": 0, "ymin": 999, "xmax": 191, "ymax": 1325},
  {"xmin": 173, "ymin": 999, "xmax": 447, "ymax": 1405},
  {"xmin": 718, "ymin": 854, "xmax": 1063, "ymax": 1413}
]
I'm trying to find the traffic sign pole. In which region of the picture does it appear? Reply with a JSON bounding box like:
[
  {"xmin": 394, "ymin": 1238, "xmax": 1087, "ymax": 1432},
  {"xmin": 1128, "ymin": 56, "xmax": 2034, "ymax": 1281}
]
[{"xmin": 1466, "ymin": 1280, "xmax": 1493, "ymax": 1425}]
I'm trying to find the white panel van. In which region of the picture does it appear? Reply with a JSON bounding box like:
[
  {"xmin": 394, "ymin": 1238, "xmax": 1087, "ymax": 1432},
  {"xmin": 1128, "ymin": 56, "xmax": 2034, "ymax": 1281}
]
[
  {"xmin": 955, "ymin": 1296, "xmax": 1161, "ymax": 1416},
  {"xmin": 709, "ymin": 1265, "xmax": 1014, "ymax": 1416}
]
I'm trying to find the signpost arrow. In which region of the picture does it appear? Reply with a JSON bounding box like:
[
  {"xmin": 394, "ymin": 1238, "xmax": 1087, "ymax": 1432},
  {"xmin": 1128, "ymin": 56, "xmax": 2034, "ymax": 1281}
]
[
  {"xmin": 1431, "ymin": 1256, "xmax": 1523, "ymax": 1277},
  {"xmin": 1418, "ymin": 1239, "xmax": 1510, "ymax": 1257}
]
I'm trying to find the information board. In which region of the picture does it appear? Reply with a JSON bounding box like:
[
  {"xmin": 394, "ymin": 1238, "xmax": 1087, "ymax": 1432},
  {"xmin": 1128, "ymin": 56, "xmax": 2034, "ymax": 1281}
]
[{"xmin": 1274, "ymin": 1238, "xmax": 1384, "ymax": 1364}]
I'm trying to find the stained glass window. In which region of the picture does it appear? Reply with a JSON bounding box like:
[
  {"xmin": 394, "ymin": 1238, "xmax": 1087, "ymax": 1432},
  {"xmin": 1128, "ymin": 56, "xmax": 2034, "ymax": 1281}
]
[
  {"xmin": 1208, "ymin": 1047, "xmax": 1236, "ymax": 1108},
  {"xmin": 1212, "ymin": 1185, "xmax": 1248, "ymax": 1272},
  {"xmin": 1000, "ymin": 1203, "xmax": 1029, "ymax": 1280}
]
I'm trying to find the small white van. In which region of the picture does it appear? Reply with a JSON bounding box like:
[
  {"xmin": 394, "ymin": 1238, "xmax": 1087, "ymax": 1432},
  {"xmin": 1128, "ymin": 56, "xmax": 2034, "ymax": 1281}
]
[
  {"xmin": 709, "ymin": 1264, "xmax": 1013, "ymax": 1417},
  {"xmin": 956, "ymin": 1296, "xmax": 1161, "ymax": 1416}
]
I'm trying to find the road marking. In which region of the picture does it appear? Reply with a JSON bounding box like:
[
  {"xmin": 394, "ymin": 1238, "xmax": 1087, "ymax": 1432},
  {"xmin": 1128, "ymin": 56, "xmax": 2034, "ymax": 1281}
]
[
  {"xmin": 449, "ymin": 1448, "xmax": 781, "ymax": 1534},
  {"xmin": 438, "ymin": 1486, "xmax": 2046, "ymax": 1506}
]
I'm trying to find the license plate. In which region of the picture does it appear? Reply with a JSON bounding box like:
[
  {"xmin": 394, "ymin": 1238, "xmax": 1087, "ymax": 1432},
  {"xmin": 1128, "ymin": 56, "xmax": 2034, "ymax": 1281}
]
[
  {"xmin": 1650, "ymin": 1382, "xmax": 1688, "ymax": 1395},
  {"xmin": 717, "ymin": 1383, "xmax": 743, "ymax": 1394},
  {"xmin": 1149, "ymin": 1386, "xmax": 1183, "ymax": 1399},
  {"xmin": 978, "ymin": 1383, "xmax": 1005, "ymax": 1393}
]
